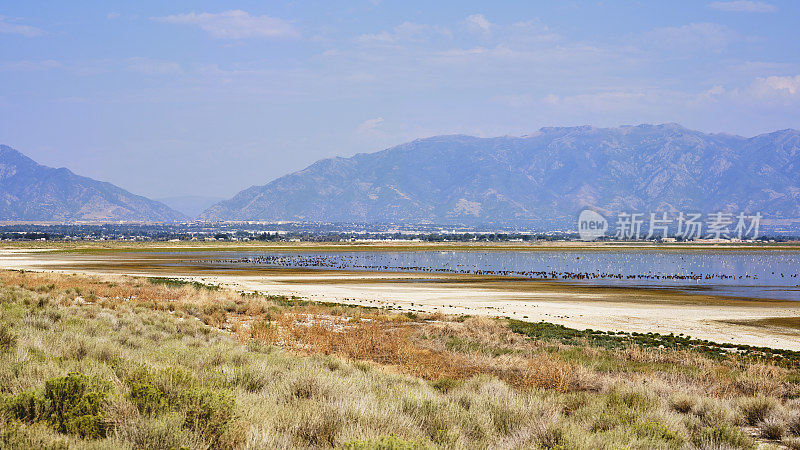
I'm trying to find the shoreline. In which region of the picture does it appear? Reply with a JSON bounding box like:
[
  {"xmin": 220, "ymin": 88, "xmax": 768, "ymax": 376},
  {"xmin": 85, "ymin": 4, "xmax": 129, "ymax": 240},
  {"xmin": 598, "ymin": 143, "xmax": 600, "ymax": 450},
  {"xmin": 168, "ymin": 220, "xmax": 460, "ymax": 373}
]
[{"xmin": 3, "ymin": 246, "xmax": 800, "ymax": 351}]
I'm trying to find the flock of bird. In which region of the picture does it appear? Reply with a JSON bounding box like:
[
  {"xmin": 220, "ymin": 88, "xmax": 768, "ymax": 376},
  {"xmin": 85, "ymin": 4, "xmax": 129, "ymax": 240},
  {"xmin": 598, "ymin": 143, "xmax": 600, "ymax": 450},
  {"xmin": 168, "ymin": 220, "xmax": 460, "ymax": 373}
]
[{"xmin": 205, "ymin": 253, "xmax": 800, "ymax": 284}]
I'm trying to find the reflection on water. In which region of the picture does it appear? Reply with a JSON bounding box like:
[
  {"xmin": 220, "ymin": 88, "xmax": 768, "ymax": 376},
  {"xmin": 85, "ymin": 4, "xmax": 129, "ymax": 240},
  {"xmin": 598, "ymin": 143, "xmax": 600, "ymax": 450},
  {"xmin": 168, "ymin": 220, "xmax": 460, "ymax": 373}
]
[{"xmin": 168, "ymin": 250, "xmax": 800, "ymax": 301}]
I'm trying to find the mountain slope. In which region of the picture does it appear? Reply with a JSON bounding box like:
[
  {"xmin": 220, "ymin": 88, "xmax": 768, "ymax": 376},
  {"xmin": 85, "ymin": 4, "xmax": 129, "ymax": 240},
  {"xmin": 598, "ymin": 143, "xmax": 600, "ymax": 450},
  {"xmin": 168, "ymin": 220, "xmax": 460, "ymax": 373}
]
[
  {"xmin": 200, "ymin": 124, "xmax": 800, "ymax": 226},
  {"xmin": 156, "ymin": 195, "xmax": 225, "ymax": 219},
  {"xmin": 0, "ymin": 145, "xmax": 186, "ymax": 222}
]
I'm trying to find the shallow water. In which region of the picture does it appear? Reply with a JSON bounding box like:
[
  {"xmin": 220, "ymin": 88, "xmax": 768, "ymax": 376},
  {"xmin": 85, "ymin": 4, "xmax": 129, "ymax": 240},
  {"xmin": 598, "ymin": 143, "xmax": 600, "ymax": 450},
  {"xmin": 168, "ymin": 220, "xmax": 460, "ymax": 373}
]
[{"xmin": 164, "ymin": 249, "xmax": 800, "ymax": 301}]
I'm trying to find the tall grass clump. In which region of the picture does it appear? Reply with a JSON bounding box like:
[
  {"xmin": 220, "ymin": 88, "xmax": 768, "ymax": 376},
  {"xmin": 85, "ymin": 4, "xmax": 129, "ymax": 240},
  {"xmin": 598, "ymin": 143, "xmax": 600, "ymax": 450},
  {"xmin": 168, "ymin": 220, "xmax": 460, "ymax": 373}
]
[{"xmin": 2, "ymin": 269, "xmax": 800, "ymax": 448}]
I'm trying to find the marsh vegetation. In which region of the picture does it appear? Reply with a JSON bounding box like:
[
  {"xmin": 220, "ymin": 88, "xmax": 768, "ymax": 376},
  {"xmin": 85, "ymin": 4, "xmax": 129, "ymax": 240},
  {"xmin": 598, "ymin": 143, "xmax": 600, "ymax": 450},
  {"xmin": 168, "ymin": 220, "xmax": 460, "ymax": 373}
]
[{"xmin": 1, "ymin": 270, "xmax": 800, "ymax": 448}]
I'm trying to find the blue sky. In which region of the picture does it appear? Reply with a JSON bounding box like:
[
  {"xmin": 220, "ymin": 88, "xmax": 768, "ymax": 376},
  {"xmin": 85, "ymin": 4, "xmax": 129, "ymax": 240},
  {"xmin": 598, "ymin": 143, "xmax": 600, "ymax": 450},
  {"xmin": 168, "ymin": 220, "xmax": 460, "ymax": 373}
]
[{"xmin": 1, "ymin": 1, "xmax": 799, "ymax": 198}]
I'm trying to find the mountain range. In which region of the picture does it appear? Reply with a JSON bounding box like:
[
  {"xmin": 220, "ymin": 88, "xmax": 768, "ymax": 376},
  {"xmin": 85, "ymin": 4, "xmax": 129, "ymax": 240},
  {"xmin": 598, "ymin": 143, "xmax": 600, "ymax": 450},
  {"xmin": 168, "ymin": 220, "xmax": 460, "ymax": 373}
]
[
  {"xmin": 0, "ymin": 145, "xmax": 184, "ymax": 222},
  {"xmin": 199, "ymin": 124, "xmax": 800, "ymax": 227},
  {"xmin": 3, "ymin": 123, "xmax": 799, "ymax": 226}
]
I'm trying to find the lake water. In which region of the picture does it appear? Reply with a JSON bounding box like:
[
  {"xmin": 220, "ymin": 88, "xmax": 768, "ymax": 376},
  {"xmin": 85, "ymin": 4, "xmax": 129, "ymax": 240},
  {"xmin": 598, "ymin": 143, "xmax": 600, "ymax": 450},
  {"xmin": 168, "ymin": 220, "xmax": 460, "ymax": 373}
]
[{"xmin": 172, "ymin": 249, "xmax": 800, "ymax": 301}]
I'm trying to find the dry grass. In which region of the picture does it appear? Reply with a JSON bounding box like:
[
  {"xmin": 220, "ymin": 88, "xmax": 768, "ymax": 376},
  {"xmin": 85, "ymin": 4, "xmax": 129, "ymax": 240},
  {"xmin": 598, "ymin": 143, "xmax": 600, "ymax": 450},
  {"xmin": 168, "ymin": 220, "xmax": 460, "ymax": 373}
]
[{"xmin": 2, "ymin": 269, "xmax": 800, "ymax": 448}]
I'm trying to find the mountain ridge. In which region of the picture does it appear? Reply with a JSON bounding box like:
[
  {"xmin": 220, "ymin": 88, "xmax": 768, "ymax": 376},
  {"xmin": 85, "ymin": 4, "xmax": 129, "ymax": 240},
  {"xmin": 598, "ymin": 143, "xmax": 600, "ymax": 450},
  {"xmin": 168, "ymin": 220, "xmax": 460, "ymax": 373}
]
[
  {"xmin": 199, "ymin": 124, "xmax": 800, "ymax": 226},
  {"xmin": 0, "ymin": 145, "xmax": 186, "ymax": 222}
]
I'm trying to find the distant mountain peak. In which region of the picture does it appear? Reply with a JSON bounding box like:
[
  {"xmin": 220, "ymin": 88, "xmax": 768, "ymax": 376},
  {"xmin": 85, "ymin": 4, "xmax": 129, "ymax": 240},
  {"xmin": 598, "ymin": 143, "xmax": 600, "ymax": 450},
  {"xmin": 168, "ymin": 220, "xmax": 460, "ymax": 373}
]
[
  {"xmin": 0, "ymin": 145, "xmax": 33, "ymax": 162},
  {"xmin": 200, "ymin": 124, "xmax": 800, "ymax": 226},
  {"xmin": 0, "ymin": 145, "xmax": 186, "ymax": 222}
]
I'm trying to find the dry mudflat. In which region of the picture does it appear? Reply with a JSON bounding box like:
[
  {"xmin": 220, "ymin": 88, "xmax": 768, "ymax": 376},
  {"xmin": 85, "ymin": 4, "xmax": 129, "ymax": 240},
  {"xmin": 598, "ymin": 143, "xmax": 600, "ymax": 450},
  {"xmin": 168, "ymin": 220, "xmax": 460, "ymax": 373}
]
[{"xmin": 2, "ymin": 242, "xmax": 800, "ymax": 351}]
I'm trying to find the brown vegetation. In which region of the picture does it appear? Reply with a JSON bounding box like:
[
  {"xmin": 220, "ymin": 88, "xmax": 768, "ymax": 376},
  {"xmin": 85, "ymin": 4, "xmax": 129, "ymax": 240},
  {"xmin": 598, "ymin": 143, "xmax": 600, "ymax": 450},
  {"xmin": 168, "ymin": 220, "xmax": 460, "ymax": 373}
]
[{"xmin": 3, "ymin": 269, "xmax": 800, "ymax": 448}]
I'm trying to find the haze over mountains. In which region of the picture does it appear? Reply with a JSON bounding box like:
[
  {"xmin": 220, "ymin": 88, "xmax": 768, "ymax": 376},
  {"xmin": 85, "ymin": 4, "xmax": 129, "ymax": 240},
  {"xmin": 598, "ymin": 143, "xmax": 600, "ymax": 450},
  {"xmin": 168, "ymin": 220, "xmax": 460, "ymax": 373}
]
[
  {"xmin": 156, "ymin": 196, "xmax": 225, "ymax": 219},
  {"xmin": 3, "ymin": 123, "xmax": 799, "ymax": 226},
  {"xmin": 200, "ymin": 124, "xmax": 800, "ymax": 227},
  {"xmin": 0, "ymin": 145, "xmax": 185, "ymax": 222}
]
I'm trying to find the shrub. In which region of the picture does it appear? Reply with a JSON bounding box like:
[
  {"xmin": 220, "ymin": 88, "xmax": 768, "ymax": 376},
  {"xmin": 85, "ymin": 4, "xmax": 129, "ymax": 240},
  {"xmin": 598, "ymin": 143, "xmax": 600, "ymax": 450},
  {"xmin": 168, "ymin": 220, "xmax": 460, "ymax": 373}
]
[
  {"xmin": 3, "ymin": 391, "xmax": 47, "ymax": 423},
  {"xmin": 292, "ymin": 407, "xmax": 344, "ymax": 447},
  {"xmin": 632, "ymin": 420, "xmax": 683, "ymax": 444},
  {"xmin": 250, "ymin": 319, "xmax": 277, "ymax": 344},
  {"xmin": 760, "ymin": 415, "xmax": 786, "ymax": 440},
  {"xmin": 591, "ymin": 412, "xmax": 623, "ymax": 432},
  {"xmin": 693, "ymin": 398, "xmax": 737, "ymax": 427},
  {"xmin": 3, "ymin": 373, "xmax": 111, "ymax": 440},
  {"xmin": 786, "ymin": 411, "xmax": 800, "ymax": 436},
  {"xmin": 230, "ymin": 367, "xmax": 268, "ymax": 393},
  {"xmin": 114, "ymin": 412, "xmax": 193, "ymax": 450},
  {"xmin": 180, "ymin": 388, "xmax": 235, "ymax": 444},
  {"xmin": 693, "ymin": 424, "xmax": 755, "ymax": 449},
  {"xmin": 127, "ymin": 369, "xmax": 235, "ymax": 444},
  {"xmin": 739, "ymin": 396, "xmax": 776, "ymax": 426},
  {"xmin": 535, "ymin": 423, "xmax": 565, "ymax": 449},
  {"xmin": 290, "ymin": 376, "xmax": 328, "ymax": 400},
  {"xmin": 607, "ymin": 388, "xmax": 655, "ymax": 411},
  {"xmin": 0, "ymin": 326, "xmax": 16, "ymax": 352},
  {"xmin": 44, "ymin": 373, "xmax": 110, "ymax": 438},
  {"xmin": 431, "ymin": 378, "xmax": 459, "ymax": 394},
  {"xmin": 0, "ymin": 419, "xmax": 70, "ymax": 449},
  {"xmin": 669, "ymin": 393, "xmax": 697, "ymax": 414},
  {"xmin": 128, "ymin": 380, "xmax": 167, "ymax": 416},
  {"xmin": 488, "ymin": 401, "xmax": 526, "ymax": 435},
  {"xmin": 343, "ymin": 434, "xmax": 430, "ymax": 449}
]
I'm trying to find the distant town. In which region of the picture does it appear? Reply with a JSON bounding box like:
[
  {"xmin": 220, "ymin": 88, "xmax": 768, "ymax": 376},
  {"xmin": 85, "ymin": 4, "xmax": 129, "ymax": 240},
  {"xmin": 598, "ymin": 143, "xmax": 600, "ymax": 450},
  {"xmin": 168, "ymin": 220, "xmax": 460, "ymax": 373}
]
[{"xmin": 0, "ymin": 222, "xmax": 796, "ymax": 243}]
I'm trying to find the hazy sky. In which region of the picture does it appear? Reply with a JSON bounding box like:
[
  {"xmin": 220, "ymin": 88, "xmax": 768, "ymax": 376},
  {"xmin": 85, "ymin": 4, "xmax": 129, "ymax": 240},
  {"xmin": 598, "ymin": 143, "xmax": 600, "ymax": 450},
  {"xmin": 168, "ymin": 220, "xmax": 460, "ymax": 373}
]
[{"xmin": 1, "ymin": 1, "xmax": 799, "ymax": 199}]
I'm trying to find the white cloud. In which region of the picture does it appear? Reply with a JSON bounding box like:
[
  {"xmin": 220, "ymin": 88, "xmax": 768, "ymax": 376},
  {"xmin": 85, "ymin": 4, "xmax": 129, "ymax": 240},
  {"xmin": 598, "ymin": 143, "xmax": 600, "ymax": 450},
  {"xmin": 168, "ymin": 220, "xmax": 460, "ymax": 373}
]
[
  {"xmin": 508, "ymin": 19, "xmax": 560, "ymax": 43},
  {"xmin": 534, "ymin": 75, "xmax": 800, "ymax": 115},
  {"xmin": 538, "ymin": 91, "xmax": 652, "ymax": 112},
  {"xmin": 0, "ymin": 60, "xmax": 61, "ymax": 71},
  {"xmin": 357, "ymin": 117, "xmax": 385, "ymax": 135},
  {"xmin": 356, "ymin": 22, "xmax": 451, "ymax": 45},
  {"xmin": 644, "ymin": 22, "xmax": 737, "ymax": 52},
  {"xmin": 152, "ymin": 10, "xmax": 298, "ymax": 39},
  {"xmin": 696, "ymin": 85, "xmax": 727, "ymax": 102},
  {"xmin": 126, "ymin": 57, "xmax": 182, "ymax": 75},
  {"xmin": 747, "ymin": 75, "xmax": 800, "ymax": 99},
  {"xmin": 465, "ymin": 14, "xmax": 492, "ymax": 34},
  {"xmin": 107, "ymin": 12, "xmax": 121, "ymax": 19},
  {"xmin": 0, "ymin": 15, "xmax": 45, "ymax": 37},
  {"xmin": 709, "ymin": 1, "xmax": 776, "ymax": 12},
  {"xmin": 356, "ymin": 15, "xmax": 555, "ymax": 50}
]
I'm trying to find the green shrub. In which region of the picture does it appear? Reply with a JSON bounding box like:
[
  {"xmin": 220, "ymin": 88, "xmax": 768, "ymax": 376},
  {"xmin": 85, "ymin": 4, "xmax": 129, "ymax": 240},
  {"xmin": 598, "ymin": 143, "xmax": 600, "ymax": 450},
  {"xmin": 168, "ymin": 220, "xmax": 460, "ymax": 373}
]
[
  {"xmin": 180, "ymin": 388, "xmax": 235, "ymax": 443},
  {"xmin": 154, "ymin": 367, "xmax": 197, "ymax": 398},
  {"xmin": 607, "ymin": 389, "xmax": 655, "ymax": 411},
  {"xmin": 431, "ymin": 378, "xmax": 459, "ymax": 394},
  {"xmin": 292, "ymin": 406, "xmax": 344, "ymax": 446},
  {"xmin": 148, "ymin": 277, "xmax": 219, "ymax": 291},
  {"xmin": 44, "ymin": 373, "xmax": 110, "ymax": 438},
  {"xmin": 535, "ymin": 423, "xmax": 565, "ymax": 449},
  {"xmin": 3, "ymin": 390, "xmax": 47, "ymax": 423},
  {"xmin": 126, "ymin": 369, "xmax": 235, "ymax": 443},
  {"xmin": 4, "ymin": 373, "xmax": 110, "ymax": 439},
  {"xmin": 632, "ymin": 420, "xmax": 683, "ymax": 444},
  {"xmin": 128, "ymin": 380, "xmax": 167, "ymax": 416}
]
